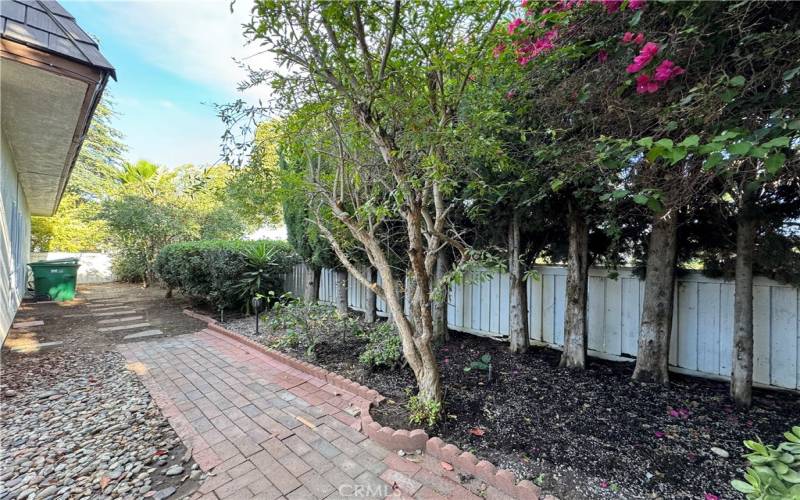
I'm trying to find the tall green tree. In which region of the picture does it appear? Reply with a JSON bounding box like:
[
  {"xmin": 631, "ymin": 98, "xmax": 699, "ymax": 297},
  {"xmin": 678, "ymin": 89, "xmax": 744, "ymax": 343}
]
[
  {"xmin": 225, "ymin": 0, "xmax": 506, "ymax": 409},
  {"xmin": 31, "ymin": 96, "xmax": 127, "ymax": 251}
]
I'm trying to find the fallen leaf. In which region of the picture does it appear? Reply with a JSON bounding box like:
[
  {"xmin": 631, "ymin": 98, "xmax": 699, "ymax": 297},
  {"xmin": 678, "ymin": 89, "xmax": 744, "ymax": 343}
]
[
  {"xmin": 441, "ymin": 461, "xmax": 454, "ymax": 471},
  {"xmin": 154, "ymin": 449, "xmax": 167, "ymax": 456},
  {"xmin": 469, "ymin": 427, "xmax": 485, "ymax": 437},
  {"xmin": 100, "ymin": 476, "xmax": 110, "ymax": 489}
]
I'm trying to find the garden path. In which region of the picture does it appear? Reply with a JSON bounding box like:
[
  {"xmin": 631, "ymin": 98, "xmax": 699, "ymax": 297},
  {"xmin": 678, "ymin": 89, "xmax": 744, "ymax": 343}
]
[{"xmin": 120, "ymin": 329, "xmax": 495, "ymax": 500}]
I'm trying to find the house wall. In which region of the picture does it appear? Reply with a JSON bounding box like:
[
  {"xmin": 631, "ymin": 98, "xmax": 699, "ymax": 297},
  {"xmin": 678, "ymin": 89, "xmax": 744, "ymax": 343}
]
[
  {"xmin": 285, "ymin": 264, "xmax": 800, "ymax": 391},
  {"xmin": 1, "ymin": 133, "xmax": 31, "ymax": 344}
]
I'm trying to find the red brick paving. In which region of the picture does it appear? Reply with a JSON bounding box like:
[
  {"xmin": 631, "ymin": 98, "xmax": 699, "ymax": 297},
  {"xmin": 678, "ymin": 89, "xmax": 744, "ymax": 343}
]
[{"xmin": 118, "ymin": 329, "xmax": 482, "ymax": 499}]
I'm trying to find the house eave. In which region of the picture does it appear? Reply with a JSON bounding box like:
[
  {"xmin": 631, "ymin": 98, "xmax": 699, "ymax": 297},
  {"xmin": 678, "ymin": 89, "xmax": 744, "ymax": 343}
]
[{"xmin": 1, "ymin": 38, "xmax": 111, "ymax": 216}]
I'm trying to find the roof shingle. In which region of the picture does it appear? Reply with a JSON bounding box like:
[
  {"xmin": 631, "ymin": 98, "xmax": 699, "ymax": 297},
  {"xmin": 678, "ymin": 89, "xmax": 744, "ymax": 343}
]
[{"xmin": 1, "ymin": 0, "xmax": 115, "ymax": 79}]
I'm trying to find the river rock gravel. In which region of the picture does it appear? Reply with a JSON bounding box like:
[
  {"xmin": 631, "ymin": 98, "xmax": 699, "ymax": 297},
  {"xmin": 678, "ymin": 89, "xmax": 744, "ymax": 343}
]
[
  {"xmin": 0, "ymin": 349, "xmax": 199, "ymax": 499},
  {"xmin": 1, "ymin": 283, "xmax": 209, "ymax": 500}
]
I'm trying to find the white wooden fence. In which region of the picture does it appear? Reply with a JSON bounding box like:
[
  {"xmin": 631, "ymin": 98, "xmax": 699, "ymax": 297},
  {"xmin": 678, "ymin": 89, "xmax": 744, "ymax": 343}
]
[{"xmin": 283, "ymin": 264, "xmax": 799, "ymax": 391}]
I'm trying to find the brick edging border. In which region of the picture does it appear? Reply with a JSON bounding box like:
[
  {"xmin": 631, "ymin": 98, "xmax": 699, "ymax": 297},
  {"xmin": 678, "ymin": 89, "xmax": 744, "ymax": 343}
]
[{"xmin": 183, "ymin": 308, "xmax": 543, "ymax": 500}]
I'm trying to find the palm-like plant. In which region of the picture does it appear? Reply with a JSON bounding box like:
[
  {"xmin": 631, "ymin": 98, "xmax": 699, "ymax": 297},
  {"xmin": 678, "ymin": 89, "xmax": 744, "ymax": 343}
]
[{"xmin": 235, "ymin": 241, "xmax": 280, "ymax": 313}]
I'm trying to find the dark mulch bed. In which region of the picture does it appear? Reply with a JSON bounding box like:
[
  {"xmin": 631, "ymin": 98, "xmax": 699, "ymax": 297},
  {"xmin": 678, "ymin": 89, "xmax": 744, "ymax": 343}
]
[{"xmin": 225, "ymin": 316, "xmax": 799, "ymax": 500}]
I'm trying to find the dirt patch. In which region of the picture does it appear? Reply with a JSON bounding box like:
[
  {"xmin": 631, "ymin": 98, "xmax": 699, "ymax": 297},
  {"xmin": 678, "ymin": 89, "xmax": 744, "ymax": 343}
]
[{"xmin": 225, "ymin": 313, "xmax": 799, "ymax": 500}]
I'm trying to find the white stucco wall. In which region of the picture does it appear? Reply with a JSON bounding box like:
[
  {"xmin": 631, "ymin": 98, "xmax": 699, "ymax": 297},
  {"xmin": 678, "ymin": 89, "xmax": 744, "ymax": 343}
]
[{"xmin": 1, "ymin": 133, "xmax": 31, "ymax": 345}]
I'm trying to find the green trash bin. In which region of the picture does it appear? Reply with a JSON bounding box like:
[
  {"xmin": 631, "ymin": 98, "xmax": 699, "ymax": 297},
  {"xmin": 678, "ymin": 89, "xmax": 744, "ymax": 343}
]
[{"xmin": 29, "ymin": 258, "xmax": 80, "ymax": 301}]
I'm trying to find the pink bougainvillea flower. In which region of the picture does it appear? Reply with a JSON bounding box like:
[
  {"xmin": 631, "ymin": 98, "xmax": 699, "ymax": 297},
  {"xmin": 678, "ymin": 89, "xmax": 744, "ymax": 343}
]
[
  {"xmin": 521, "ymin": 0, "xmax": 528, "ymax": 6},
  {"xmin": 622, "ymin": 31, "xmax": 635, "ymax": 43},
  {"xmin": 636, "ymin": 74, "xmax": 660, "ymax": 94},
  {"xmin": 654, "ymin": 430, "xmax": 666, "ymax": 438},
  {"xmin": 508, "ymin": 18, "xmax": 523, "ymax": 35},
  {"xmin": 627, "ymin": 42, "xmax": 659, "ymax": 73},
  {"xmin": 598, "ymin": 50, "xmax": 609, "ymax": 63},
  {"xmin": 506, "ymin": 90, "xmax": 516, "ymax": 100},
  {"xmin": 634, "ymin": 32, "xmax": 645, "ymax": 45},
  {"xmin": 628, "ymin": 0, "xmax": 646, "ymax": 10},
  {"xmin": 515, "ymin": 29, "xmax": 558, "ymax": 65},
  {"xmin": 600, "ymin": 481, "xmax": 609, "ymax": 489},
  {"xmin": 653, "ymin": 59, "xmax": 685, "ymax": 82},
  {"xmin": 555, "ymin": 0, "xmax": 583, "ymax": 11},
  {"xmin": 493, "ymin": 43, "xmax": 506, "ymax": 58},
  {"xmin": 704, "ymin": 494, "xmax": 719, "ymax": 500},
  {"xmin": 669, "ymin": 409, "xmax": 680, "ymax": 418},
  {"xmin": 601, "ymin": 0, "xmax": 623, "ymax": 12}
]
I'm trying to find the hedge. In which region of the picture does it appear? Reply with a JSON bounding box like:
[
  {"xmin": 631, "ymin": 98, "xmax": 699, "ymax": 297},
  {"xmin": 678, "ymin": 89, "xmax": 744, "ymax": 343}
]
[{"xmin": 155, "ymin": 239, "xmax": 298, "ymax": 311}]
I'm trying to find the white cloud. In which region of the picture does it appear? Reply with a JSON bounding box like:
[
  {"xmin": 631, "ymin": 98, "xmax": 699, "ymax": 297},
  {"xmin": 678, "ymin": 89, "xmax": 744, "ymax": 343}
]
[
  {"xmin": 92, "ymin": 0, "xmax": 275, "ymax": 102},
  {"xmin": 158, "ymin": 99, "xmax": 176, "ymax": 109}
]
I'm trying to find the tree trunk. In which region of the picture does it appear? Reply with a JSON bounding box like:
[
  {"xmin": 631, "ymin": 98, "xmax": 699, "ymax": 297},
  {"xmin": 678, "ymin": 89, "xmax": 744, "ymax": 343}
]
[
  {"xmin": 303, "ymin": 263, "xmax": 320, "ymax": 302},
  {"xmin": 335, "ymin": 268, "xmax": 348, "ymax": 315},
  {"xmin": 432, "ymin": 251, "xmax": 450, "ymax": 344},
  {"xmin": 364, "ymin": 267, "xmax": 377, "ymax": 323},
  {"xmin": 508, "ymin": 212, "xmax": 529, "ymax": 353},
  {"xmin": 560, "ymin": 201, "xmax": 590, "ymax": 368},
  {"xmin": 731, "ymin": 198, "xmax": 756, "ymax": 407},
  {"xmin": 633, "ymin": 211, "xmax": 679, "ymax": 385}
]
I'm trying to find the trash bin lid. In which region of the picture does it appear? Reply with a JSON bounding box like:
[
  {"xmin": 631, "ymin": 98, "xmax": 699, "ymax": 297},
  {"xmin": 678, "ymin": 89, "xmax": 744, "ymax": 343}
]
[{"xmin": 30, "ymin": 258, "xmax": 80, "ymax": 266}]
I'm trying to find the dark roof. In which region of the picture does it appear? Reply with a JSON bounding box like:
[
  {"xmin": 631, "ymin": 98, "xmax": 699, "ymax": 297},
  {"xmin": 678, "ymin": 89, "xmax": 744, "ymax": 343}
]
[{"xmin": 1, "ymin": 0, "xmax": 115, "ymax": 79}]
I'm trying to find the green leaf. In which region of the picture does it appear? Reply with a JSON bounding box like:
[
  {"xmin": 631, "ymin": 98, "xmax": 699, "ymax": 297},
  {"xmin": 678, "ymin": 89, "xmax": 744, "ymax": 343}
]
[
  {"xmin": 698, "ymin": 142, "xmax": 724, "ymax": 154},
  {"xmin": 646, "ymin": 197, "xmax": 663, "ymax": 213},
  {"xmin": 633, "ymin": 194, "xmax": 648, "ymax": 205},
  {"xmin": 783, "ymin": 66, "xmax": 800, "ymax": 81},
  {"xmin": 789, "ymin": 120, "xmax": 800, "ymax": 130},
  {"xmin": 761, "ymin": 136, "xmax": 790, "ymax": 148},
  {"xmin": 731, "ymin": 479, "xmax": 756, "ymax": 494},
  {"xmin": 716, "ymin": 130, "xmax": 740, "ymax": 141},
  {"xmin": 703, "ymin": 152, "xmax": 724, "ymax": 170},
  {"xmin": 480, "ymin": 354, "xmax": 492, "ymax": 364},
  {"xmin": 636, "ymin": 137, "xmax": 653, "ymax": 148},
  {"xmin": 728, "ymin": 141, "xmax": 752, "ymax": 155},
  {"xmin": 678, "ymin": 135, "xmax": 700, "ymax": 148},
  {"xmin": 765, "ymin": 153, "xmax": 785, "ymax": 174},
  {"xmin": 629, "ymin": 9, "xmax": 642, "ymax": 26},
  {"xmin": 655, "ymin": 138, "xmax": 674, "ymax": 149},
  {"xmin": 612, "ymin": 189, "xmax": 629, "ymax": 199},
  {"xmin": 721, "ymin": 89, "xmax": 738, "ymax": 102},
  {"xmin": 729, "ymin": 75, "xmax": 746, "ymax": 87},
  {"xmin": 670, "ymin": 147, "xmax": 688, "ymax": 165},
  {"xmin": 550, "ymin": 178, "xmax": 564, "ymax": 191}
]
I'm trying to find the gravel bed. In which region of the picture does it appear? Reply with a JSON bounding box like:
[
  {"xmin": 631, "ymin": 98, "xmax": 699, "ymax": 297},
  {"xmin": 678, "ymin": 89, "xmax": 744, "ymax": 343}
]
[{"xmin": 1, "ymin": 346, "xmax": 200, "ymax": 500}]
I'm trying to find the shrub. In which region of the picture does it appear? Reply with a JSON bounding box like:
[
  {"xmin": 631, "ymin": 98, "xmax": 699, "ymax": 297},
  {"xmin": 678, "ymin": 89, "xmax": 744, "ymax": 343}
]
[
  {"xmin": 732, "ymin": 426, "xmax": 800, "ymax": 499},
  {"xmin": 268, "ymin": 298, "xmax": 363, "ymax": 359},
  {"xmin": 155, "ymin": 239, "xmax": 297, "ymax": 311},
  {"xmin": 112, "ymin": 248, "xmax": 148, "ymax": 283},
  {"xmin": 358, "ymin": 321, "xmax": 402, "ymax": 369}
]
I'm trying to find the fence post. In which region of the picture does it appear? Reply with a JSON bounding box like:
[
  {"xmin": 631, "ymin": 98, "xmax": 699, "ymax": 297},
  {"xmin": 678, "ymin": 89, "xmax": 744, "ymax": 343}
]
[
  {"xmin": 335, "ymin": 268, "xmax": 349, "ymax": 314},
  {"xmin": 365, "ymin": 267, "xmax": 377, "ymax": 323}
]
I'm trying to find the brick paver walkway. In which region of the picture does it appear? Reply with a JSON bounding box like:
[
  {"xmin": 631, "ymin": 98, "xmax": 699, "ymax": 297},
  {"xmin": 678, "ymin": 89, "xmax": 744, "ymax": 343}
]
[{"xmin": 119, "ymin": 330, "xmax": 485, "ymax": 500}]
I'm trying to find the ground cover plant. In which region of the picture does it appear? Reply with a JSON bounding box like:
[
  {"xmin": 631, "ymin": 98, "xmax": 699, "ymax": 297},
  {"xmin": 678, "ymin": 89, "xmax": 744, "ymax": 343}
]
[{"xmin": 225, "ymin": 311, "xmax": 798, "ymax": 500}]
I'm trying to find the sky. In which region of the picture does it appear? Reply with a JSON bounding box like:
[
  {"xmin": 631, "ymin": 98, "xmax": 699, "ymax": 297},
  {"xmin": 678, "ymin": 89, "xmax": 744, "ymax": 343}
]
[{"xmin": 61, "ymin": 0, "xmax": 275, "ymax": 169}]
